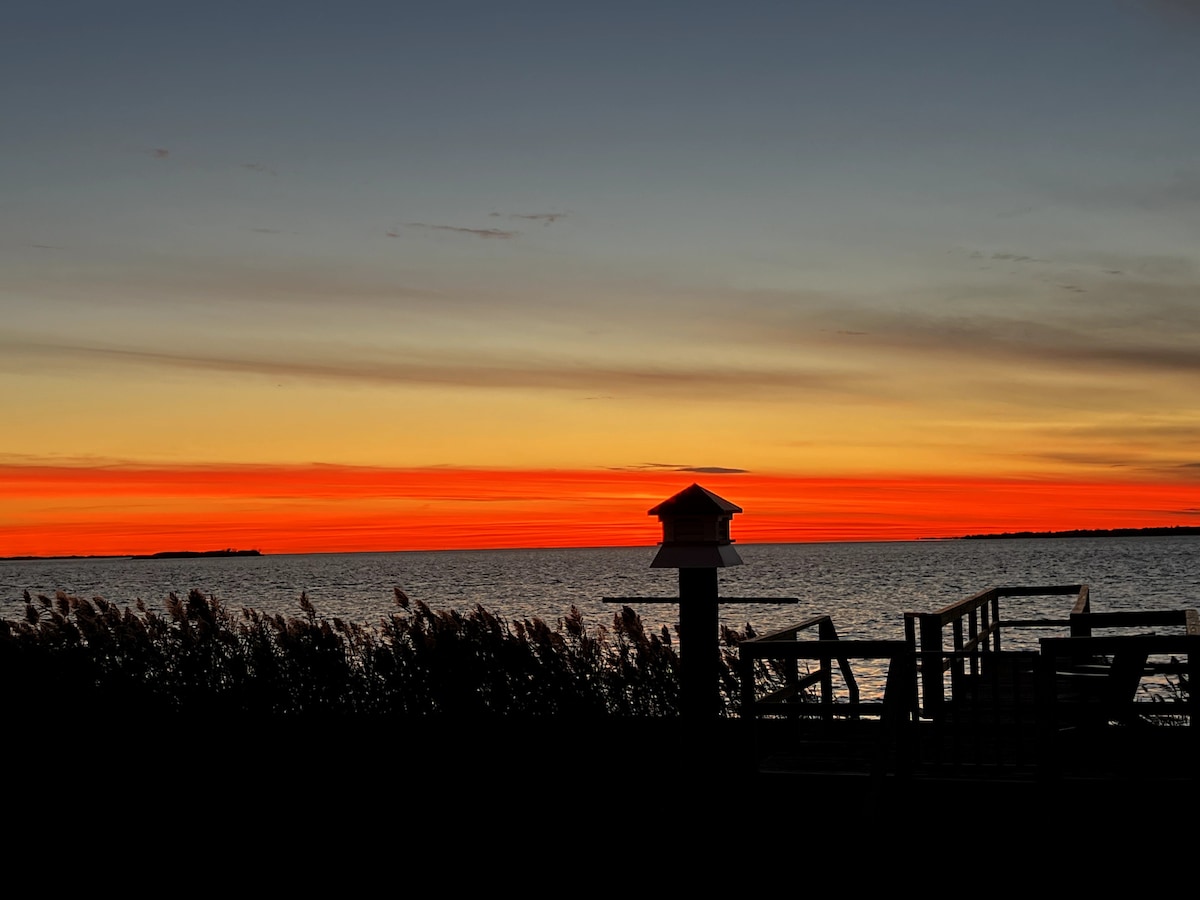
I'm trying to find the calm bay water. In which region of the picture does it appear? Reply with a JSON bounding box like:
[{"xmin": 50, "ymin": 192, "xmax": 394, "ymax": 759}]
[{"xmin": 4, "ymin": 537, "xmax": 1199, "ymax": 644}]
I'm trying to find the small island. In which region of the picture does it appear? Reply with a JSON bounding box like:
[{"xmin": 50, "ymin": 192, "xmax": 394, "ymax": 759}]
[{"xmin": 130, "ymin": 549, "xmax": 263, "ymax": 560}]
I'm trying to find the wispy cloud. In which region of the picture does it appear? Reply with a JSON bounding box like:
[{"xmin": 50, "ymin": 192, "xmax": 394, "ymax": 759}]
[
  {"xmin": 705, "ymin": 270, "xmax": 1200, "ymax": 382},
  {"xmin": 607, "ymin": 463, "xmax": 750, "ymax": 474},
  {"xmin": 1072, "ymin": 251, "xmax": 1195, "ymax": 280},
  {"xmin": 0, "ymin": 336, "xmax": 871, "ymax": 400},
  {"xmin": 1011, "ymin": 449, "xmax": 1200, "ymax": 482},
  {"xmin": 1015, "ymin": 450, "xmax": 1136, "ymax": 470},
  {"xmin": 407, "ymin": 222, "xmax": 518, "ymax": 239},
  {"xmin": 512, "ymin": 213, "xmax": 565, "ymax": 224},
  {"xmin": 490, "ymin": 211, "xmax": 567, "ymax": 224},
  {"xmin": 989, "ymin": 252, "xmax": 1048, "ymax": 264}
]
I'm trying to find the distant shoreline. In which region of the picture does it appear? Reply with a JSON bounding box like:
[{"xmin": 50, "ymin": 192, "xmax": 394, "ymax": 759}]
[
  {"xmin": 957, "ymin": 526, "xmax": 1200, "ymax": 540},
  {"xmin": 130, "ymin": 549, "xmax": 263, "ymax": 560},
  {"xmin": 4, "ymin": 527, "xmax": 1198, "ymax": 562},
  {"xmin": 2, "ymin": 549, "xmax": 263, "ymax": 562}
]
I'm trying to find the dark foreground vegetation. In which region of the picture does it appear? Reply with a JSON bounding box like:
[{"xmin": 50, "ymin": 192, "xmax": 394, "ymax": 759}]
[
  {"xmin": 5, "ymin": 587, "xmax": 1192, "ymax": 839},
  {"xmin": 3, "ymin": 588, "xmax": 793, "ymax": 846},
  {"xmin": 1, "ymin": 587, "xmax": 762, "ymax": 719}
]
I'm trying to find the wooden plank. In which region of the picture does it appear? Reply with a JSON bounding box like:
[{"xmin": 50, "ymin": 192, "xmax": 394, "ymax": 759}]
[
  {"xmin": 751, "ymin": 615, "xmax": 832, "ymax": 642},
  {"xmin": 600, "ymin": 600, "xmax": 796, "ymax": 607},
  {"xmin": 1003, "ymin": 617, "xmax": 1072, "ymax": 628},
  {"xmin": 995, "ymin": 584, "xmax": 1086, "ymax": 597},
  {"xmin": 1072, "ymin": 610, "xmax": 1195, "ymax": 628},
  {"xmin": 1042, "ymin": 635, "xmax": 1199, "ymax": 656},
  {"xmin": 740, "ymin": 639, "xmax": 911, "ymax": 661}
]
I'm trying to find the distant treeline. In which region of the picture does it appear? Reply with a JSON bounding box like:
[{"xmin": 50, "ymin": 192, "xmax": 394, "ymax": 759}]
[
  {"xmin": 960, "ymin": 526, "xmax": 1200, "ymax": 540},
  {"xmin": 131, "ymin": 549, "xmax": 262, "ymax": 559},
  {"xmin": 2, "ymin": 548, "xmax": 263, "ymax": 561}
]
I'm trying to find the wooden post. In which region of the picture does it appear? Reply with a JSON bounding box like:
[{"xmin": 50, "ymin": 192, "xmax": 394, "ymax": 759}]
[
  {"xmin": 605, "ymin": 484, "xmax": 797, "ymax": 721},
  {"xmin": 919, "ymin": 613, "xmax": 945, "ymax": 721},
  {"xmin": 678, "ymin": 567, "xmax": 721, "ymax": 718}
]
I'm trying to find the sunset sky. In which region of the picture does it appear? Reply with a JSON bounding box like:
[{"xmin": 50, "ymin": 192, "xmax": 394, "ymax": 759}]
[{"xmin": 4, "ymin": 0, "xmax": 1200, "ymax": 556}]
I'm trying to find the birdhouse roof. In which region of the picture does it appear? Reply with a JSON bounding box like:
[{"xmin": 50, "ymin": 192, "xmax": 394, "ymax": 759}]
[{"xmin": 647, "ymin": 483, "xmax": 743, "ymax": 517}]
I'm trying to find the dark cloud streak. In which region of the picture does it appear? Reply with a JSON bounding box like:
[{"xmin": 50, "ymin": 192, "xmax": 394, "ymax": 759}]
[
  {"xmin": 606, "ymin": 463, "xmax": 749, "ymax": 474},
  {"xmin": 407, "ymin": 223, "xmax": 519, "ymax": 239},
  {"xmin": 490, "ymin": 211, "xmax": 567, "ymax": 224},
  {"xmin": 714, "ymin": 272, "xmax": 1200, "ymax": 381},
  {"xmin": 0, "ymin": 338, "xmax": 870, "ymax": 401},
  {"xmin": 509, "ymin": 213, "xmax": 565, "ymax": 224}
]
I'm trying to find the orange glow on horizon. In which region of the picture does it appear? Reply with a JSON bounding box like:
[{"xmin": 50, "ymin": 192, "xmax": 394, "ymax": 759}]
[{"xmin": 2, "ymin": 462, "xmax": 1199, "ymax": 557}]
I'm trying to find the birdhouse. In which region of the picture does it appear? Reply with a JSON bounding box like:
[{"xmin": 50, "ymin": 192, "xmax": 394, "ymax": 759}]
[{"xmin": 647, "ymin": 483, "xmax": 744, "ymax": 569}]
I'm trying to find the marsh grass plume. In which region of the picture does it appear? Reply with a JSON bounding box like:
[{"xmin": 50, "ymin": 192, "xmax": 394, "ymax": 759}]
[{"xmin": 2, "ymin": 588, "xmax": 792, "ymax": 719}]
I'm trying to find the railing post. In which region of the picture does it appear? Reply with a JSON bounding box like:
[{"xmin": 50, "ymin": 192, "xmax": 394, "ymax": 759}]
[
  {"xmin": 1069, "ymin": 612, "xmax": 1092, "ymax": 638},
  {"xmin": 738, "ymin": 643, "xmax": 765, "ymax": 776},
  {"xmin": 967, "ymin": 608, "xmax": 980, "ymax": 678},
  {"xmin": 739, "ymin": 640, "xmax": 755, "ymax": 718},
  {"xmin": 818, "ymin": 650, "xmax": 833, "ymax": 720},
  {"xmin": 783, "ymin": 634, "xmax": 799, "ymax": 700},
  {"xmin": 1187, "ymin": 636, "xmax": 1198, "ymax": 738},
  {"xmin": 880, "ymin": 647, "xmax": 918, "ymax": 778},
  {"xmin": 919, "ymin": 613, "xmax": 945, "ymax": 720},
  {"xmin": 1034, "ymin": 643, "xmax": 1059, "ymax": 782},
  {"xmin": 990, "ymin": 594, "xmax": 1001, "ymax": 653},
  {"xmin": 951, "ymin": 617, "xmax": 967, "ymax": 696}
]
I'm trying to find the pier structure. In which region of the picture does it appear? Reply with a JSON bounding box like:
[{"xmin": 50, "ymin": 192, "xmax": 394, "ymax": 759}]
[
  {"xmin": 738, "ymin": 583, "xmax": 1200, "ymax": 797},
  {"xmin": 601, "ymin": 488, "xmax": 1198, "ymax": 799}
]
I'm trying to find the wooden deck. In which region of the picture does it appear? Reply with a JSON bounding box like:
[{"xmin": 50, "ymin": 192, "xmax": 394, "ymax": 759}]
[{"xmin": 738, "ymin": 586, "xmax": 1199, "ymax": 803}]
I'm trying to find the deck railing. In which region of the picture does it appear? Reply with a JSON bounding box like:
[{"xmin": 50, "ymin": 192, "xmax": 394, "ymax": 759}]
[
  {"xmin": 737, "ymin": 626, "xmax": 917, "ymax": 782},
  {"xmin": 903, "ymin": 584, "xmax": 1089, "ymax": 719},
  {"xmin": 1039, "ymin": 632, "xmax": 1199, "ymax": 726},
  {"xmin": 739, "ymin": 586, "xmax": 1199, "ymax": 784},
  {"xmin": 736, "ymin": 615, "xmax": 860, "ymax": 715},
  {"xmin": 737, "ymin": 615, "xmax": 914, "ymax": 719}
]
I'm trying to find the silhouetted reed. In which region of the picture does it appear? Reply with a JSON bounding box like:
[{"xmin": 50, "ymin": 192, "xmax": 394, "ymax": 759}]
[
  {"xmin": 1142, "ymin": 655, "xmax": 1191, "ymax": 726},
  {"xmin": 1, "ymin": 588, "xmax": 776, "ymax": 719}
]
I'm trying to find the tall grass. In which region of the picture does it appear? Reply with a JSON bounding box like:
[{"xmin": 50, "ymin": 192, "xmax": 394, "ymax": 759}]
[{"xmin": 1, "ymin": 589, "xmax": 772, "ymax": 719}]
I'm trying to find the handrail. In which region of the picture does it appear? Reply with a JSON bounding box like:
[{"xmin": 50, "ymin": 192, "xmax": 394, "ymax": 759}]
[
  {"xmin": 740, "ymin": 614, "xmax": 861, "ymax": 712},
  {"xmin": 904, "ymin": 585, "xmax": 1090, "ymax": 719},
  {"xmin": 739, "ymin": 633, "xmax": 911, "ymax": 720},
  {"xmin": 1067, "ymin": 608, "xmax": 1200, "ymax": 638},
  {"xmin": 738, "ymin": 636, "xmax": 919, "ymax": 784},
  {"xmin": 738, "ymin": 591, "xmax": 1198, "ymax": 785}
]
